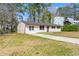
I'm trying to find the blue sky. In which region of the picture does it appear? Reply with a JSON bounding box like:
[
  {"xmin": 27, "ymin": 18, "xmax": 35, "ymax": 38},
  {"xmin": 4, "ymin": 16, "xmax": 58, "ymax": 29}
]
[{"xmin": 53, "ymin": 3, "xmax": 68, "ymax": 7}]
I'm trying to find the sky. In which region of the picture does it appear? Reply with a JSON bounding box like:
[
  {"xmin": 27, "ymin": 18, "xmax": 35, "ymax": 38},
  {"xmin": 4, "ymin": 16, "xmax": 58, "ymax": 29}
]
[
  {"xmin": 20, "ymin": 3, "xmax": 69, "ymax": 21},
  {"xmin": 53, "ymin": 3, "xmax": 68, "ymax": 7}
]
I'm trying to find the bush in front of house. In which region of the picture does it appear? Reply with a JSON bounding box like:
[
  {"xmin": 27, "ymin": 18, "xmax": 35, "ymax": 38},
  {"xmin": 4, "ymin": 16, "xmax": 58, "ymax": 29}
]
[{"xmin": 62, "ymin": 24, "xmax": 79, "ymax": 31}]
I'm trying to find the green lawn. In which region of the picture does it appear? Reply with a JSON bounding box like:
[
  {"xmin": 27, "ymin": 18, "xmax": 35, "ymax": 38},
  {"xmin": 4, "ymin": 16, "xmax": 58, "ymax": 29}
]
[
  {"xmin": 0, "ymin": 33, "xmax": 79, "ymax": 56},
  {"xmin": 40, "ymin": 32, "xmax": 79, "ymax": 39}
]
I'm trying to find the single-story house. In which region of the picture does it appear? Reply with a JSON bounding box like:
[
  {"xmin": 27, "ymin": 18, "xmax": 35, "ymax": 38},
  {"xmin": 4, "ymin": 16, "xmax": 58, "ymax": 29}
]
[{"xmin": 17, "ymin": 21, "xmax": 62, "ymax": 33}]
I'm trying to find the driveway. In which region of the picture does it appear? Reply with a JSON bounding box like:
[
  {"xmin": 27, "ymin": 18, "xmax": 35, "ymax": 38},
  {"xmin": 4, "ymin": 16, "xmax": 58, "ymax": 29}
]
[{"xmin": 28, "ymin": 33, "xmax": 79, "ymax": 45}]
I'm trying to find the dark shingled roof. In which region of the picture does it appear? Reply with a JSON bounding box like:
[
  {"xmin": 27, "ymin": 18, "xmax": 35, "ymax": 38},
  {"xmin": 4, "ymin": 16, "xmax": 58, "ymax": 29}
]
[{"xmin": 23, "ymin": 21, "xmax": 62, "ymax": 26}]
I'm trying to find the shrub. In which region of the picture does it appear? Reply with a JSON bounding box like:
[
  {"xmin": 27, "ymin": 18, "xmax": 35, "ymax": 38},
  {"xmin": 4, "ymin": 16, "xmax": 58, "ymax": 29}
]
[{"xmin": 62, "ymin": 24, "xmax": 79, "ymax": 31}]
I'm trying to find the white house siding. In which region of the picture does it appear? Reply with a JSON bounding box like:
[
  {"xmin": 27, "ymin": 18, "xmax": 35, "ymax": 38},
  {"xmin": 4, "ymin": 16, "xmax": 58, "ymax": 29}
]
[
  {"xmin": 17, "ymin": 22, "xmax": 61, "ymax": 34},
  {"xmin": 49, "ymin": 26, "xmax": 61, "ymax": 32},
  {"xmin": 25, "ymin": 25, "xmax": 47, "ymax": 33},
  {"xmin": 17, "ymin": 22, "xmax": 26, "ymax": 33},
  {"xmin": 25, "ymin": 25, "xmax": 61, "ymax": 33}
]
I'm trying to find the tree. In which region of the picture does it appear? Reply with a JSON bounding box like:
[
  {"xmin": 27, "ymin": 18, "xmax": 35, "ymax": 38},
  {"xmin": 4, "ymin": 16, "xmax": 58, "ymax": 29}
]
[
  {"xmin": 0, "ymin": 4, "xmax": 23, "ymax": 34},
  {"xmin": 76, "ymin": 16, "xmax": 79, "ymax": 20},
  {"xmin": 56, "ymin": 6, "xmax": 74, "ymax": 18},
  {"xmin": 72, "ymin": 3, "xmax": 79, "ymax": 19},
  {"xmin": 39, "ymin": 3, "xmax": 52, "ymax": 23},
  {"xmin": 24, "ymin": 3, "xmax": 52, "ymax": 23}
]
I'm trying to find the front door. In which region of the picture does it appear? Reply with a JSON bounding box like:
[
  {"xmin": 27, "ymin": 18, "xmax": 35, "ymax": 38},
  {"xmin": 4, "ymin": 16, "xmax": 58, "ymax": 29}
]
[{"xmin": 47, "ymin": 26, "xmax": 49, "ymax": 32}]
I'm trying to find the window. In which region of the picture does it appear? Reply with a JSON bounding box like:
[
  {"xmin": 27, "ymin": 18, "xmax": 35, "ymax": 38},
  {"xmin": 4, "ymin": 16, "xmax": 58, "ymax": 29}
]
[
  {"xmin": 29, "ymin": 26, "xmax": 34, "ymax": 31},
  {"xmin": 52, "ymin": 26, "xmax": 55, "ymax": 29},
  {"xmin": 40, "ymin": 26, "xmax": 44, "ymax": 30},
  {"xmin": 57, "ymin": 26, "xmax": 60, "ymax": 29}
]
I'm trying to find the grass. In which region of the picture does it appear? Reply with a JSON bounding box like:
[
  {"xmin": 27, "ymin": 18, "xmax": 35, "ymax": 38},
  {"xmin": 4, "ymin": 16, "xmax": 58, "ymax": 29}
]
[
  {"xmin": 40, "ymin": 32, "xmax": 79, "ymax": 39},
  {"xmin": 0, "ymin": 33, "xmax": 79, "ymax": 55}
]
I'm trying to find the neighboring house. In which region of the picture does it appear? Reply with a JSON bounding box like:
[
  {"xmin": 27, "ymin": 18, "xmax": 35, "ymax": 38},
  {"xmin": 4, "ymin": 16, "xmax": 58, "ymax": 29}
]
[
  {"xmin": 53, "ymin": 16, "xmax": 79, "ymax": 26},
  {"xmin": 17, "ymin": 21, "xmax": 62, "ymax": 33},
  {"xmin": 64, "ymin": 18, "xmax": 73, "ymax": 25},
  {"xmin": 65, "ymin": 18, "xmax": 79, "ymax": 25},
  {"xmin": 73, "ymin": 20, "xmax": 79, "ymax": 25}
]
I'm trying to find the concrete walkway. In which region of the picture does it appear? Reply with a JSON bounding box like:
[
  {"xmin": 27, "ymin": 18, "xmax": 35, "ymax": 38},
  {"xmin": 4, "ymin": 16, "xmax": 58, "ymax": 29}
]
[{"xmin": 29, "ymin": 33, "xmax": 79, "ymax": 45}]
